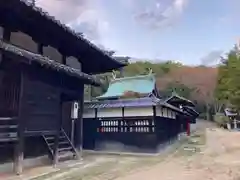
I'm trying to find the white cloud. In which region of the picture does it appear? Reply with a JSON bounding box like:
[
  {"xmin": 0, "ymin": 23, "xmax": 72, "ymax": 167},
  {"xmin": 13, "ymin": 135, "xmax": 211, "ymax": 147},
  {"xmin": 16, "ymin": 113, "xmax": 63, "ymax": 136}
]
[
  {"xmin": 133, "ymin": 0, "xmax": 189, "ymax": 29},
  {"xmin": 36, "ymin": 0, "xmax": 110, "ymax": 43},
  {"xmin": 36, "ymin": 0, "xmax": 88, "ymax": 22},
  {"xmin": 200, "ymin": 50, "xmax": 224, "ymax": 65},
  {"xmin": 67, "ymin": 9, "xmax": 110, "ymax": 42}
]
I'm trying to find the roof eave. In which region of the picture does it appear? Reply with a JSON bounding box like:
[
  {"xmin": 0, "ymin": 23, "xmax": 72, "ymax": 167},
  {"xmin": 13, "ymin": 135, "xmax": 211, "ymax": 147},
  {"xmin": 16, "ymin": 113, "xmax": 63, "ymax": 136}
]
[
  {"xmin": 165, "ymin": 94, "xmax": 195, "ymax": 107},
  {"xmin": 0, "ymin": 40, "xmax": 101, "ymax": 86},
  {"xmin": 0, "ymin": 0, "xmax": 128, "ymax": 75}
]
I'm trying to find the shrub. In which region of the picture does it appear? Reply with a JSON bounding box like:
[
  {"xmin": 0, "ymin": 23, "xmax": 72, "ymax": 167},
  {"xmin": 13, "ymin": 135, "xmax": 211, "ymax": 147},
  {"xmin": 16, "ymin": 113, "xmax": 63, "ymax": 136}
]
[{"xmin": 214, "ymin": 113, "xmax": 229, "ymax": 127}]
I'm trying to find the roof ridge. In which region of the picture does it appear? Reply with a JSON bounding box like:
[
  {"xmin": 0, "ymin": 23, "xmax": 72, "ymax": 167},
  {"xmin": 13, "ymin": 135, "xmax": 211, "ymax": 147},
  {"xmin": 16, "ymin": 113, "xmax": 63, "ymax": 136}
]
[
  {"xmin": 110, "ymin": 73, "xmax": 155, "ymax": 84},
  {"xmin": 18, "ymin": 0, "xmax": 126, "ymax": 66},
  {"xmin": 96, "ymin": 74, "xmax": 156, "ymax": 100}
]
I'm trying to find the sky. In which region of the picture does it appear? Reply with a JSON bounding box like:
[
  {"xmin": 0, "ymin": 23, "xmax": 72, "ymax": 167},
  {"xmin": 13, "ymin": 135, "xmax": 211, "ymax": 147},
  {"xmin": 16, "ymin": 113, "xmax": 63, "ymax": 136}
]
[{"xmin": 36, "ymin": 0, "xmax": 240, "ymax": 65}]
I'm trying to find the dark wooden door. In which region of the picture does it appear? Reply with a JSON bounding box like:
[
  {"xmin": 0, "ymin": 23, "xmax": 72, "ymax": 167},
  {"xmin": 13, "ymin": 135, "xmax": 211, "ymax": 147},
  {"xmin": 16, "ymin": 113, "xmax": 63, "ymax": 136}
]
[
  {"xmin": 0, "ymin": 69, "xmax": 20, "ymax": 117},
  {"xmin": 62, "ymin": 101, "xmax": 72, "ymax": 138},
  {"xmin": 83, "ymin": 118, "xmax": 96, "ymax": 150}
]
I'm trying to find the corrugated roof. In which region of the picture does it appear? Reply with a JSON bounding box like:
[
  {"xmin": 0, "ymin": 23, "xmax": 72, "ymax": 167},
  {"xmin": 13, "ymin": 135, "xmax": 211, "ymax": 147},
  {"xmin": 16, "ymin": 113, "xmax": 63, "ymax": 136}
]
[{"xmin": 97, "ymin": 74, "xmax": 155, "ymax": 99}]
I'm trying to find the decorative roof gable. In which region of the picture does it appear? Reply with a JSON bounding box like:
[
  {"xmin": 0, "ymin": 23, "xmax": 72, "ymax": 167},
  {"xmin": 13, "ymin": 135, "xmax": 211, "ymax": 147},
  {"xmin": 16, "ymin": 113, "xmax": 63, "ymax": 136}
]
[{"xmin": 96, "ymin": 74, "xmax": 156, "ymax": 100}]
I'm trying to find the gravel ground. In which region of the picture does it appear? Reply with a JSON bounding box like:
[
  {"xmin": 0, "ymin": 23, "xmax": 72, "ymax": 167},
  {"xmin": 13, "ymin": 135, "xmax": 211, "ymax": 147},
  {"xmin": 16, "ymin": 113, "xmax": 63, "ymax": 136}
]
[
  {"xmin": 7, "ymin": 120, "xmax": 234, "ymax": 180},
  {"xmin": 117, "ymin": 123, "xmax": 240, "ymax": 180}
]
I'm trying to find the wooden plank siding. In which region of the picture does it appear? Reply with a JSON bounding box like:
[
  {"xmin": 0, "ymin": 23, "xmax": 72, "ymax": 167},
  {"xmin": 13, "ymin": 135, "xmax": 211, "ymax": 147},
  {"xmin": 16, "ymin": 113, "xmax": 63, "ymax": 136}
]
[{"xmin": 22, "ymin": 74, "xmax": 60, "ymax": 134}]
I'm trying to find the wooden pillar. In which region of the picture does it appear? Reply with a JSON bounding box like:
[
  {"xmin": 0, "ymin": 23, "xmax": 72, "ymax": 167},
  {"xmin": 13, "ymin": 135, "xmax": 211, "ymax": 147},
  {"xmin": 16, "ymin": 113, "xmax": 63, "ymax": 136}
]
[
  {"xmin": 119, "ymin": 67, "xmax": 124, "ymax": 77},
  {"xmin": 152, "ymin": 106, "xmax": 156, "ymax": 133},
  {"xmin": 3, "ymin": 28, "xmax": 11, "ymax": 41},
  {"xmin": 62, "ymin": 55, "xmax": 66, "ymax": 65},
  {"xmin": 37, "ymin": 43, "xmax": 43, "ymax": 55},
  {"xmin": 0, "ymin": 49, "xmax": 2, "ymax": 64},
  {"xmin": 234, "ymin": 118, "xmax": 237, "ymax": 129},
  {"xmin": 14, "ymin": 71, "xmax": 25, "ymax": 175},
  {"xmin": 53, "ymin": 98, "xmax": 62, "ymax": 167},
  {"xmin": 75, "ymin": 86, "xmax": 84, "ymax": 159},
  {"xmin": 3, "ymin": 28, "xmax": 24, "ymax": 175},
  {"xmin": 186, "ymin": 117, "xmax": 190, "ymax": 136},
  {"xmin": 52, "ymin": 54, "xmax": 65, "ymax": 166}
]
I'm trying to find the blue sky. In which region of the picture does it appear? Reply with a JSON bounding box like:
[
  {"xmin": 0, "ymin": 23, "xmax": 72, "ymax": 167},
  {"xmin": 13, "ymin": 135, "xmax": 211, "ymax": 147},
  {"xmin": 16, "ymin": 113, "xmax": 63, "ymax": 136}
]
[{"xmin": 38, "ymin": 0, "xmax": 240, "ymax": 65}]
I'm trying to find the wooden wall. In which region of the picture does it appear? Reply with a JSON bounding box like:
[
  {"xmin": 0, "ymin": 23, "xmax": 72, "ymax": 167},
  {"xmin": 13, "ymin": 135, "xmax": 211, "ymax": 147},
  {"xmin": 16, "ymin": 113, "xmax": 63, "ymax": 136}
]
[
  {"xmin": 0, "ymin": 62, "xmax": 20, "ymax": 117},
  {"xmin": 62, "ymin": 101, "xmax": 72, "ymax": 138},
  {"xmin": 83, "ymin": 117, "xmax": 158, "ymax": 153},
  {"xmin": 22, "ymin": 68, "xmax": 61, "ymax": 134},
  {"xmin": 10, "ymin": 32, "xmax": 38, "ymax": 53},
  {"xmin": 9, "ymin": 31, "xmax": 82, "ymax": 71}
]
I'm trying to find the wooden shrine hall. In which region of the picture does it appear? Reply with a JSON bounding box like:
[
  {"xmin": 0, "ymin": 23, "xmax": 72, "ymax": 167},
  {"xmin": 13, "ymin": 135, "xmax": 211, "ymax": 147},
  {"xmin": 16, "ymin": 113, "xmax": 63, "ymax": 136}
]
[
  {"xmin": 83, "ymin": 73, "xmax": 199, "ymax": 153},
  {"xmin": 0, "ymin": 0, "xmax": 126, "ymax": 174}
]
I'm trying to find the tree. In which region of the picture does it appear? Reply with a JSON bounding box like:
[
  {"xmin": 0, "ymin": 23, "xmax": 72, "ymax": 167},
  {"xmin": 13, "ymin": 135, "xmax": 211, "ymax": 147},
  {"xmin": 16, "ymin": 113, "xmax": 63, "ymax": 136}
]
[
  {"xmin": 160, "ymin": 82, "xmax": 194, "ymax": 99},
  {"xmin": 215, "ymin": 45, "xmax": 240, "ymax": 110}
]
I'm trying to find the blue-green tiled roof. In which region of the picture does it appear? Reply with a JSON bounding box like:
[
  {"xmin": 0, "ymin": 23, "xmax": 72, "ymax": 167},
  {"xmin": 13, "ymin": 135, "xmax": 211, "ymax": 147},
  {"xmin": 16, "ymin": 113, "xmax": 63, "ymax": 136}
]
[{"xmin": 97, "ymin": 74, "xmax": 156, "ymax": 100}]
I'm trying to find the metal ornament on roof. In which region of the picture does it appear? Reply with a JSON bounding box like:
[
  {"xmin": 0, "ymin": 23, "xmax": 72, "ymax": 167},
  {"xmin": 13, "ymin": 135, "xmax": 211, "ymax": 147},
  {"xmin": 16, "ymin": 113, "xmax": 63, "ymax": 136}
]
[
  {"xmin": 148, "ymin": 68, "xmax": 153, "ymax": 75},
  {"xmin": 112, "ymin": 70, "xmax": 117, "ymax": 80}
]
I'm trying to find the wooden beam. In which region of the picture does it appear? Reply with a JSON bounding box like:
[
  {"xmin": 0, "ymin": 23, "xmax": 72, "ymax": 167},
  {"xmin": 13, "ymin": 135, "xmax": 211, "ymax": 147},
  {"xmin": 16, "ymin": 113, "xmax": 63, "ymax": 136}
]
[
  {"xmin": 186, "ymin": 118, "xmax": 190, "ymax": 136},
  {"xmin": 14, "ymin": 71, "xmax": 25, "ymax": 175}
]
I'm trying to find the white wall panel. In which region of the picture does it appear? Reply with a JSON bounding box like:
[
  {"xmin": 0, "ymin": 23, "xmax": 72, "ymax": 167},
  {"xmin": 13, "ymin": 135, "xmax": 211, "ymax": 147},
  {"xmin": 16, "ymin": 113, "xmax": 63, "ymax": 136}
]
[
  {"xmin": 170, "ymin": 110, "xmax": 173, "ymax": 119},
  {"xmin": 97, "ymin": 108, "xmax": 122, "ymax": 118},
  {"xmin": 162, "ymin": 108, "xmax": 167, "ymax": 117},
  {"xmin": 173, "ymin": 111, "xmax": 176, "ymax": 119},
  {"xmin": 83, "ymin": 109, "xmax": 95, "ymax": 118},
  {"xmin": 124, "ymin": 107, "xmax": 153, "ymax": 117},
  {"xmin": 156, "ymin": 106, "xmax": 163, "ymax": 117}
]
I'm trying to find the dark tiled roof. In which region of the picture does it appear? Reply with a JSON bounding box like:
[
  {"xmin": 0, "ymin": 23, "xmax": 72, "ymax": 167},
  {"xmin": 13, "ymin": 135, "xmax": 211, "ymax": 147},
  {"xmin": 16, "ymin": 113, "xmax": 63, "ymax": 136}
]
[
  {"xmin": 224, "ymin": 108, "xmax": 237, "ymax": 116},
  {"xmin": 0, "ymin": 0, "xmax": 127, "ymax": 74},
  {"xmin": 84, "ymin": 96, "xmax": 185, "ymax": 114},
  {"xmin": 0, "ymin": 40, "xmax": 100, "ymax": 86},
  {"xmin": 85, "ymin": 97, "xmax": 157, "ymax": 108},
  {"xmin": 182, "ymin": 106, "xmax": 199, "ymax": 117},
  {"xmin": 165, "ymin": 93, "xmax": 195, "ymax": 107},
  {"xmin": 18, "ymin": 0, "xmax": 108, "ymax": 58}
]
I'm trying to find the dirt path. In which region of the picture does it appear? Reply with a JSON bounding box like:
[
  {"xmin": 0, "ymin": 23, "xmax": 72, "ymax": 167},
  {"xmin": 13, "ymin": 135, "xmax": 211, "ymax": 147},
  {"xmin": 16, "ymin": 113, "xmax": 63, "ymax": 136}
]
[
  {"xmin": 116, "ymin": 127, "xmax": 240, "ymax": 180},
  {"xmin": 9, "ymin": 120, "xmax": 240, "ymax": 180}
]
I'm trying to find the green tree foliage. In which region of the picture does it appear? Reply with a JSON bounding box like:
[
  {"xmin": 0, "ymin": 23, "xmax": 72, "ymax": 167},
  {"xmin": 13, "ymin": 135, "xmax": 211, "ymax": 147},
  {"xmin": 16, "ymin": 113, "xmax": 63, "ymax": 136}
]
[
  {"xmin": 160, "ymin": 82, "xmax": 194, "ymax": 99},
  {"xmin": 215, "ymin": 46, "xmax": 240, "ymax": 110},
  {"xmin": 123, "ymin": 61, "xmax": 182, "ymax": 77}
]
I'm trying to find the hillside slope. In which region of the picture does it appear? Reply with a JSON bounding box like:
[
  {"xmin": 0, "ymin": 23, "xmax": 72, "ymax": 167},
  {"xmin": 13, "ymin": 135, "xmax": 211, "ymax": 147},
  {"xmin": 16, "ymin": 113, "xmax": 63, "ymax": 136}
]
[{"xmin": 156, "ymin": 66, "xmax": 218, "ymax": 102}]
